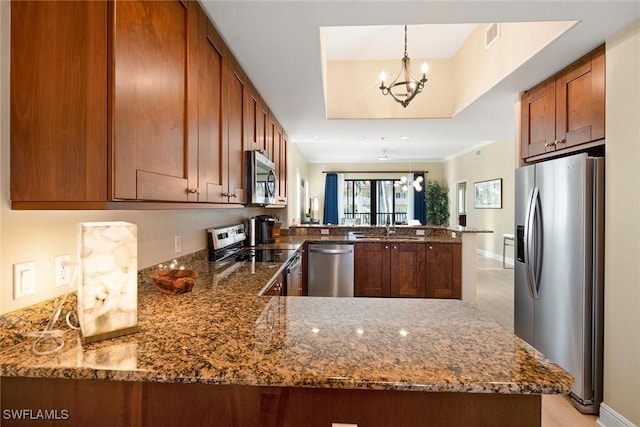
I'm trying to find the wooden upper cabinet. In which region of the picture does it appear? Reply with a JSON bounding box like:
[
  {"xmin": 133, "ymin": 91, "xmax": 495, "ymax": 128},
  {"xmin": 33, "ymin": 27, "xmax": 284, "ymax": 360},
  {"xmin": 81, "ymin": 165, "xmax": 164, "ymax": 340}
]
[
  {"xmin": 521, "ymin": 45, "xmax": 605, "ymax": 162},
  {"xmin": 245, "ymin": 82, "xmax": 261, "ymax": 153},
  {"xmin": 555, "ymin": 45, "xmax": 605, "ymax": 149},
  {"xmin": 196, "ymin": 3, "xmax": 225, "ymax": 203},
  {"xmin": 112, "ymin": 0, "xmax": 198, "ymax": 202},
  {"xmin": 224, "ymin": 55, "xmax": 247, "ymax": 204},
  {"xmin": 267, "ymin": 112, "xmax": 287, "ymax": 205},
  {"xmin": 520, "ymin": 78, "xmax": 556, "ymax": 159},
  {"xmin": 354, "ymin": 243, "xmax": 391, "ymax": 297},
  {"xmin": 425, "ymin": 243, "xmax": 462, "ymax": 299},
  {"xmin": 10, "ymin": 0, "xmax": 285, "ymax": 209},
  {"xmin": 259, "ymin": 100, "xmax": 270, "ymax": 156},
  {"xmin": 390, "ymin": 243, "xmax": 426, "ymax": 297},
  {"xmin": 10, "ymin": 1, "xmax": 108, "ymax": 205}
]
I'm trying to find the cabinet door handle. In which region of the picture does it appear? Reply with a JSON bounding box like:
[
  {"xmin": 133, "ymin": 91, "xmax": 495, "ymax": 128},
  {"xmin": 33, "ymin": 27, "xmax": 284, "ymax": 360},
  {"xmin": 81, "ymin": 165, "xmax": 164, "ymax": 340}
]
[
  {"xmin": 221, "ymin": 192, "xmax": 229, "ymax": 197},
  {"xmin": 230, "ymin": 193, "xmax": 237, "ymax": 198},
  {"xmin": 187, "ymin": 187, "xmax": 200, "ymax": 194},
  {"xmin": 429, "ymin": 246, "xmax": 433, "ymax": 250},
  {"xmin": 544, "ymin": 141, "xmax": 557, "ymax": 148},
  {"xmin": 384, "ymin": 245, "xmax": 389, "ymax": 249},
  {"xmin": 554, "ymin": 139, "xmax": 564, "ymax": 145},
  {"xmin": 393, "ymin": 245, "xmax": 397, "ymax": 250}
]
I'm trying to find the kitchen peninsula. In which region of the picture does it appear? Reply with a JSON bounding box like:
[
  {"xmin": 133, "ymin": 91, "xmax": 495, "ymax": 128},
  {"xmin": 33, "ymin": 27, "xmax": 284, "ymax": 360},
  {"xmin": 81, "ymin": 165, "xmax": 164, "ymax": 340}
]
[
  {"xmin": 288, "ymin": 224, "xmax": 490, "ymax": 302},
  {"xmin": 1, "ymin": 246, "xmax": 571, "ymax": 427}
]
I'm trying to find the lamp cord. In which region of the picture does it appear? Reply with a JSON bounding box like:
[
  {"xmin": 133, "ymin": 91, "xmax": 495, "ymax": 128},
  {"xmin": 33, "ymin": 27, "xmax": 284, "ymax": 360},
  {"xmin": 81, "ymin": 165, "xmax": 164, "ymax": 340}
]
[{"xmin": 27, "ymin": 261, "xmax": 80, "ymax": 356}]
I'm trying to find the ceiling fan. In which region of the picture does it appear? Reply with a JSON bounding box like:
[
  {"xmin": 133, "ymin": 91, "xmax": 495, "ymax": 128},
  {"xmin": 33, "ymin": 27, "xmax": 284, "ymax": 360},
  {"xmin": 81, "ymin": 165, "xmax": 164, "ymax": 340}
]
[{"xmin": 361, "ymin": 149, "xmax": 392, "ymax": 161}]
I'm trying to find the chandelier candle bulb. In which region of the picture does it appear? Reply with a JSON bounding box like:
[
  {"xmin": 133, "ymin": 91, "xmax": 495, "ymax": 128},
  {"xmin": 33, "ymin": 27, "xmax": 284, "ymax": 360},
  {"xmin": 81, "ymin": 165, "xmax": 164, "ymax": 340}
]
[
  {"xmin": 379, "ymin": 71, "xmax": 387, "ymax": 83},
  {"xmin": 421, "ymin": 62, "xmax": 429, "ymax": 75}
]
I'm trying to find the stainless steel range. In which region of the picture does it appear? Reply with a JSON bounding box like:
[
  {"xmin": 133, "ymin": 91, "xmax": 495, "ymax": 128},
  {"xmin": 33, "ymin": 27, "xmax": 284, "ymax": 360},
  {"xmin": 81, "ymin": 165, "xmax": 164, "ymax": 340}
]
[{"xmin": 206, "ymin": 223, "xmax": 295, "ymax": 263}]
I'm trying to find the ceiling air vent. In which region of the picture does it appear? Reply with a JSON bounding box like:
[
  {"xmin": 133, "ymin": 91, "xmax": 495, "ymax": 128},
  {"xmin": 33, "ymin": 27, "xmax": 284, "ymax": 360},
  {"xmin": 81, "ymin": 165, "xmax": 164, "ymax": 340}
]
[{"xmin": 485, "ymin": 23, "xmax": 500, "ymax": 49}]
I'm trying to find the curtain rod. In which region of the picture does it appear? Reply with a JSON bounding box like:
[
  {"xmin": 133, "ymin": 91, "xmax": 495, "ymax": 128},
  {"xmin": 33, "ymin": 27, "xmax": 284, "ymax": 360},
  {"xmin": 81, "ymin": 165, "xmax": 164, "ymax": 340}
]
[{"xmin": 321, "ymin": 171, "xmax": 429, "ymax": 174}]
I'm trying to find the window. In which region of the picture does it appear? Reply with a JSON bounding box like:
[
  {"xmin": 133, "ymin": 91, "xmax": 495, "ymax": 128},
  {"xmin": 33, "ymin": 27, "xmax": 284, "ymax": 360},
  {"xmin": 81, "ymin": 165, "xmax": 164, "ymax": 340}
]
[{"xmin": 343, "ymin": 179, "xmax": 408, "ymax": 225}]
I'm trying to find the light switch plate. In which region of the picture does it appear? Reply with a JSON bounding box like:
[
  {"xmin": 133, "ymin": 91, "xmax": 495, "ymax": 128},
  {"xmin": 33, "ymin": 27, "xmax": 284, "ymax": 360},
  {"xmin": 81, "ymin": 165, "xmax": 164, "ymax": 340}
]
[{"xmin": 13, "ymin": 261, "xmax": 36, "ymax": 299}]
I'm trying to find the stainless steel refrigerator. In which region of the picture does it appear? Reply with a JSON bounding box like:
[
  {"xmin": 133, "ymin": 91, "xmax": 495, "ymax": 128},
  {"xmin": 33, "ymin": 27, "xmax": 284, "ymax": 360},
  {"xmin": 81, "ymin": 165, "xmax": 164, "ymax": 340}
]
[{"xmin": 515, "ymin": 153, "xmax": 604, "ymax": 414}]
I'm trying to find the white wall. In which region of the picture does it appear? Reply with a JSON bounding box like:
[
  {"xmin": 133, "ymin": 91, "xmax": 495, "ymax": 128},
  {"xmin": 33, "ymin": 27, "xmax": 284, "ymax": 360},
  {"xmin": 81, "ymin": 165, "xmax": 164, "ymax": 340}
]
[
  {"xmin": 603, "ymin": 19, "xmax": 640, "ymax": 426},
  {"xmin": 443, "ymin": 140, "xmax": 516, "ymax": 258}
]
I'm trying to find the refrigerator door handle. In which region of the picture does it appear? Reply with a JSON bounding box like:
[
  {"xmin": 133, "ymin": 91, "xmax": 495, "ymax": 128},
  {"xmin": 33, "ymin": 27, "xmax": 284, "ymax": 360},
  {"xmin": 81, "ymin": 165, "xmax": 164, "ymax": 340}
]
[{"xmin": 525, "ymin": 187, "xmax": 540, "ymax": 299}]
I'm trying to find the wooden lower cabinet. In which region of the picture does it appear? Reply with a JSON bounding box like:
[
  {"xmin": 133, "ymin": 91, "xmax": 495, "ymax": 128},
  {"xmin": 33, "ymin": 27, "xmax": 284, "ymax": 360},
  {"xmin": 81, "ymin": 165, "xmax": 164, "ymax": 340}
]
[
  {"xmin": 354, "ymin": 242, "xmax": 390, "ymax": 297},
  {"xmin": 1, "ymin": 377, "xmax": 542, "ymax": 427},
  {"xmin": 426, "ymin": 243, "xmax": 462, "ymax": 299},
  {"xmin": 390, "ymin": 243, "xmax": 426, "ymax": 297},
  {"xmin": 355, "ymin": 242, "xmax": 459, "ymax": 298}
]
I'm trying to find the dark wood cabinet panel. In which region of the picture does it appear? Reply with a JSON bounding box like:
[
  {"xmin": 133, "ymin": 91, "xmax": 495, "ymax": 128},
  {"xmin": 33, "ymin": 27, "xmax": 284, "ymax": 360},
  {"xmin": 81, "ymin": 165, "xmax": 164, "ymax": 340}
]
[
  {"xmin": 10, "ymin": 0, "xmax": 286, "ymax": 209},
  {"xmin": 355, "ymin": 242, "xmax": 438, "ymax": 298},
  {"xmin": 354, "ymin": 242, "xmax": 391, "ymax": 297},
  {"xmin": 112, "ymin": 0, "xmax": 198, "ymax": 202},
  {"xmin": 521, "ymin": 45, "xmax": 605, "ymax": 162},
  {"xmin": 245, "ymin": 82, "xmax": 261, "ymax": 152},
  {"xmin": 2, "ymin": 377, "xmax": 541, "ymax": 427},
  {"xmin": 520, "ymin": 78, "xmax": 556, "ymax": 159},
  {"xmin": 259, "ymin": 100, "xmax": 270, "ymax": 157},
  {"xmin": 426, "ymin": 243, "xmax": 462, "ymax": 299},
  {"xmin": 390, "ymin": 243, "xmax": 426, "ymax": 297},
  {"xmin": 10, "ymin": 0, "xmax": 108, "ymax": 203},
  {"xmin": 196, "ymin": 4, "xmax": 225, "ymax": 203},
  {"xmin": 224, "ymin": 55, "xmax": 247, "ymax": 204},
  {"xmin": 555, "ymin": 45, "xmax": 605, "ymax": 149}
]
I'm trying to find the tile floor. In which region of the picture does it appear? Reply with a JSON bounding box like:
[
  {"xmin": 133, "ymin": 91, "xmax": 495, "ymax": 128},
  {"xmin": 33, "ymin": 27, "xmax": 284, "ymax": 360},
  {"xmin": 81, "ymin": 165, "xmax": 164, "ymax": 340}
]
[{"xmin": 476, "ymin": 255, "xmax": 599, "ymax": 427}]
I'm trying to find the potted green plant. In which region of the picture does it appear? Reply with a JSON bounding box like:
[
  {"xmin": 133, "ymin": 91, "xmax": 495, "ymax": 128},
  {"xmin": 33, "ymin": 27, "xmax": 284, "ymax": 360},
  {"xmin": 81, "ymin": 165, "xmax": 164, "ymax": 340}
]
[{"xmin": 425, "ymin": 180, "xmax": 450, "ymax": 226}]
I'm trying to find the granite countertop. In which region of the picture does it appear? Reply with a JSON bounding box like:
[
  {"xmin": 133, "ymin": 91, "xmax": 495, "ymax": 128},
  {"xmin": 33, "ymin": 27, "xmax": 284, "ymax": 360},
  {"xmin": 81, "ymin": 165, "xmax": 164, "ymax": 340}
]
[{"xmin": 0, "ymin": 249, "xmax": 572, "ymax": 395}]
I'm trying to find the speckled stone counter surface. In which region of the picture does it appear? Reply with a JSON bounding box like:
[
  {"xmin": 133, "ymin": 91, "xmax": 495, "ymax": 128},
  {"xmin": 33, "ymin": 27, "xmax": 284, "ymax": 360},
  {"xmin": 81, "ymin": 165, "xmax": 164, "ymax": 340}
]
[{"xmin": 0, "ymin": 247, "xmax": 571, "ymax": 395}]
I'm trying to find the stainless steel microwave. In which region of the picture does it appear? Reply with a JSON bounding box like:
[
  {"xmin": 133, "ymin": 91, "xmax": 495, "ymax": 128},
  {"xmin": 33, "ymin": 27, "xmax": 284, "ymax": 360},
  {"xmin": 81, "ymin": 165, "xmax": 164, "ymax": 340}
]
[{"xmin": 245, "ymin": 151, "xmax": 276, "ymax": 206}]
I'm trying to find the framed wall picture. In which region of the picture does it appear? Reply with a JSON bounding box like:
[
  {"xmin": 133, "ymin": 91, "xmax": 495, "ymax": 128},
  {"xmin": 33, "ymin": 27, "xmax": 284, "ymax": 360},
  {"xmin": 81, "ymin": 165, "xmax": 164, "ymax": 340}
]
[{"xmin": 474, "ymin": 178, "xmax": 502, "ymax": 209}]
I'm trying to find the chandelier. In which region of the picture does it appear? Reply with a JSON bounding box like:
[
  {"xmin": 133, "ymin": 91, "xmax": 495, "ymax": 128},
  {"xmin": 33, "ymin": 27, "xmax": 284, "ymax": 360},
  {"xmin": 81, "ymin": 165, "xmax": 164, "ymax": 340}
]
[
  {"xmin": 394, "ymin": 174, "xmax": 424, "ymax": 192},
  {"xmin": 379, "ymin": 26, "xmax": 428, "ymax": 108}
]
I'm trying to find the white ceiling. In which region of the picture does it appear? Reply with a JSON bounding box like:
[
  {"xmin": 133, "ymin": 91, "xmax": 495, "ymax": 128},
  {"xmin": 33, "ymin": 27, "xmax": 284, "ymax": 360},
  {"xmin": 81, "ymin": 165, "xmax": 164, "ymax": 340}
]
[
  {"xmin": 201, "ymin": 1, "xmax": 640, "ymax": 164},
  {"xmin": 324, "ymin": 24, "xmax": 479, "ymax": 60}
]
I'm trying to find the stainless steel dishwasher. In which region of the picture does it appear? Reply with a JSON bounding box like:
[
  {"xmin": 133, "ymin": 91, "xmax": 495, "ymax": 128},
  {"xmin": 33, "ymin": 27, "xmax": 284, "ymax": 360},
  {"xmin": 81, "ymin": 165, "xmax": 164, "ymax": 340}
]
[{"xmin": 307, "ymin": 244, "xmax": 354, "ymax": 297}]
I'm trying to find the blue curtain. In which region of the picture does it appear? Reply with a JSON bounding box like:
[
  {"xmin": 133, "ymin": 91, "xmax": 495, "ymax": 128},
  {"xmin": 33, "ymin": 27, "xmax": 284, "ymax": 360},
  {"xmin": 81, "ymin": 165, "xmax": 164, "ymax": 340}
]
[
  {"xmin": 323, "ymin": 173, "xmax": 339, "ymax": 225},
  {"xmin": 413, "ymin": 172, "xmax": 426, "ymax": 225}
]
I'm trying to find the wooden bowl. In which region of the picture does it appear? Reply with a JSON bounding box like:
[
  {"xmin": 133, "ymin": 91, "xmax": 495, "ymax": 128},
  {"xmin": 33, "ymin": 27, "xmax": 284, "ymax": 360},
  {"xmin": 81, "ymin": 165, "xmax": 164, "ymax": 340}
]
[{"xmin": 149, "ymin": 269, "xmax": 198, "ymax": 295}]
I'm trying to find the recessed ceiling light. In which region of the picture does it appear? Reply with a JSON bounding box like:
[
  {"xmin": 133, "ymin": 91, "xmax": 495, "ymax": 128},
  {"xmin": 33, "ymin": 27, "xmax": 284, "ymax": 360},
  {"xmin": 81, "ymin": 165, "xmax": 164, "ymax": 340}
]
[
  {"xmin": 359, "ymin": 137, "xmax": 368, "ymax": 141},
  {"xmin": 399, "ymin": 136, "xmax": 411, "ymax": 141},
  {"xmin": 312, "ymin": 137, "xmax": 322, "ymax": 142}
]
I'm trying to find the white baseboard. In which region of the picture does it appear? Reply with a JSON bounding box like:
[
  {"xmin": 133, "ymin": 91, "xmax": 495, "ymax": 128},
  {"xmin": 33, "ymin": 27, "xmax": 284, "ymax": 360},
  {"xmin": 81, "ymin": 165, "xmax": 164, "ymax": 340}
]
[
  {"xmin": 597, "ymin": 403, "xmax": 638, "ymax": 427},
  {"xmin": 476, "ymin": 249, "xmax": 514, "ymax": 267}
]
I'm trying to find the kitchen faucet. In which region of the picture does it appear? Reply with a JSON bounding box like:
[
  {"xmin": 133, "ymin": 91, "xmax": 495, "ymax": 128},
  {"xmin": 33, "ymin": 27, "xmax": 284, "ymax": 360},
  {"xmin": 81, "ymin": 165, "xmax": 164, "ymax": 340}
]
[{"xmin": 385, "ymin": 223, "xmax": 396, "ymax": 236}]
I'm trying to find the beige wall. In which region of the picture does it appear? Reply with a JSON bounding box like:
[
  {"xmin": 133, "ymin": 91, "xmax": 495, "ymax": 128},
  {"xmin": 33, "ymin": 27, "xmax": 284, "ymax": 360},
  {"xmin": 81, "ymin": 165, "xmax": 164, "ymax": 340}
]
[
  {"xmin": 452, "ymin": 21, "xmax": 576, "ymax": 114},
  {"xmin": 0, "ymin": 2, "xmax": 275, "ymax": 314},
  {"xmin": 323, "ymin": 21, "xmax": 575, "ymax": 120},
  {"xmin": 308, "ymin": 161, "xmax": 444, "ymax": 224},
  {"xmin": 603, "ymin": 19, "xmax": 640, "ymax": 426},
  {"xmin": 443, "ymin": 141, "xmax": 516, "ymax": 257},
  {"xmin": 285, "ymin": 142, "xmax": 310, "ymax": 227}
]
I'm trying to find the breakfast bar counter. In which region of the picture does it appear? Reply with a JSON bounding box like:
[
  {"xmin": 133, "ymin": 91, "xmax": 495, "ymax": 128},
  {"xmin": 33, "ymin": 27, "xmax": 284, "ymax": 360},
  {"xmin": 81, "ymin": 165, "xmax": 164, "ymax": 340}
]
[{"xmin": 1, "ymin": 251, "xmax": 571, "ymax": 426}]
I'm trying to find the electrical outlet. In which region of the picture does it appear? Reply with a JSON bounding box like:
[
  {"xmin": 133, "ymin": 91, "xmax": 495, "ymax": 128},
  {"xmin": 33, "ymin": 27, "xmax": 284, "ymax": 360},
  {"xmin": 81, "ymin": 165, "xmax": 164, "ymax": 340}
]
[
  {"xmin": 321, "ymin": 229, "xmax": 329, "ymax": 235},
  {"xmin": 416, "ymin": 229, "xmax": 425, "ymax": 236},
  {"xmin": 13, "ymin": 261, "xmax": 36, "ymax": 299},
  {"xmin": 54, "ymin": 255, "xmax": 72, "ymax": 288},
  {"xmin": 175, "ymin": 235, "xmax": 182, "ymax": 254}
]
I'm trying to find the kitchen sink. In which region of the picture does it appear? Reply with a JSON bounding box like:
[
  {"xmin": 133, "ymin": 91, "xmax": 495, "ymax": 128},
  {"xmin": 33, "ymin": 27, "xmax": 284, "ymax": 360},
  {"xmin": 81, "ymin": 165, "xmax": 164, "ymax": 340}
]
[{"xmin": 353, "ymin": 236, "xmax": 422, "ymax": 241}]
